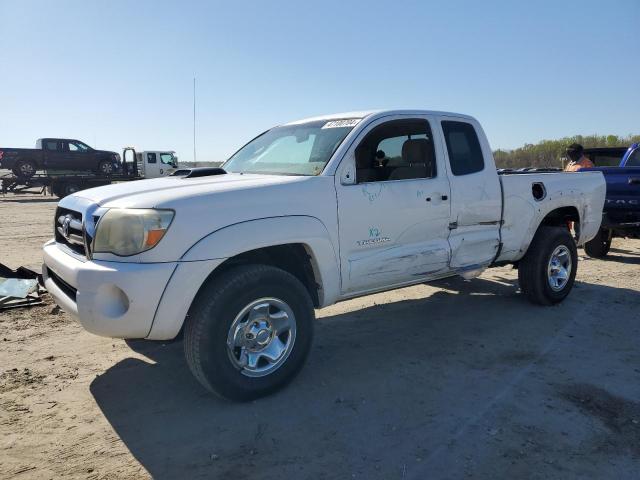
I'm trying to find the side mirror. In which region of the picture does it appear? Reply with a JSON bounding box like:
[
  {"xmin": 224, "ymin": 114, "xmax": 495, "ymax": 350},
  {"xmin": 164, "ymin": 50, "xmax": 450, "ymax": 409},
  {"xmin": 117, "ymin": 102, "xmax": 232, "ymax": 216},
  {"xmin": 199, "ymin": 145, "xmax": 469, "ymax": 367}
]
[{"xmin": 339, "ymin": 154, "xmax": 356, "ymax": 185}]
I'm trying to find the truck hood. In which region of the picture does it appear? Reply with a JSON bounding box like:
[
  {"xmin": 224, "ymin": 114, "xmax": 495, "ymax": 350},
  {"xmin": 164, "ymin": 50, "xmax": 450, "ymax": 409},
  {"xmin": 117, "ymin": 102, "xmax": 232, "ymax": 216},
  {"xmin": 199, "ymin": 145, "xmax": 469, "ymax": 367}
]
[
  {"xmin": 59, "ymin": 171, "xmax": 337, "ymax": 263},
  {"xmin": 69, "ymin": 173, "xmax": 306, "ymax": 208}
]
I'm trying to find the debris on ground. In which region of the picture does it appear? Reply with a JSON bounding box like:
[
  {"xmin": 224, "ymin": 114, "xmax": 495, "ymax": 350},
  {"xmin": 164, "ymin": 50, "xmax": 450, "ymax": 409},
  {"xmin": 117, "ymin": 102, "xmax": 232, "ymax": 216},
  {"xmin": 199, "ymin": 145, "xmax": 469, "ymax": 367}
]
[{"xmin": 0, "ymin": 263, "xmax": 44, "ymax": 311}]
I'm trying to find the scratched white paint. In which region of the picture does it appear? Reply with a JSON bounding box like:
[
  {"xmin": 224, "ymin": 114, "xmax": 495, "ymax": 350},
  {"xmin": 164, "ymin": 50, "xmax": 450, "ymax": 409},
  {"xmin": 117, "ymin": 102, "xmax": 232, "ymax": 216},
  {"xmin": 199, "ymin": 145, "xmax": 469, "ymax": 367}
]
[{"xmin": 497, "ymin": 172, "xmax": 606, "ymax": 262}]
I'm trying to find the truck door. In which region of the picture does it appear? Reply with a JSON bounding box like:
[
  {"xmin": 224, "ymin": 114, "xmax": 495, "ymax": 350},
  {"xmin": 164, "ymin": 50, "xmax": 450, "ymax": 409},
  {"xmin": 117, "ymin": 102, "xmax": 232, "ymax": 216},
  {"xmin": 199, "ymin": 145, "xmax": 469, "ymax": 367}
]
[
  {"xmin": 437, "ymin": 117, "xmax": 502, "ymax": 269},
  {"xmin": 159, "ymin": 152, "xmax": 177, "ymax": 176},
  {"xmin": 143, "ymin": 152, "xmax": 160, "ymax": 178},
  {"xmin": 606, "ymin": 147, "xmax": 640, "ymax": 224},
  {"xmin": 42, "ymin": 139, "xmax": 64, "ymax": 171},
  {"xmin": 65, "ymin": 140, "xmax": 93, "ymax": 170},
  {"xmin": 335, "ymin": 116, "xmax": 452, "ymax": 295}
]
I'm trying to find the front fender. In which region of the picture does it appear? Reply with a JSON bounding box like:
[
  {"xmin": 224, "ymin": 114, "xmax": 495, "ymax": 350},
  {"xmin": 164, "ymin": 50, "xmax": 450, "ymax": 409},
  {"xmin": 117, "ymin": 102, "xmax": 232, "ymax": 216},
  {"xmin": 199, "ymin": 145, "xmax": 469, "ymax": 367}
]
[{"xmin": 182, "ymin": 215, "xmax": 341, "ymax": 307}]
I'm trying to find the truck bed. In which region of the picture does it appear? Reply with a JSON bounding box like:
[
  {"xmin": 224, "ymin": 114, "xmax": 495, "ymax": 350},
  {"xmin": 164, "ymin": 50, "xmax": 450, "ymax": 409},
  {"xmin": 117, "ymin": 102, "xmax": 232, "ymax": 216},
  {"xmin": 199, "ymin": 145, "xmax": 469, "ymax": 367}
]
[{"xmin": 496, "ymin": 170, "xmax": 606, "ymax": 262}]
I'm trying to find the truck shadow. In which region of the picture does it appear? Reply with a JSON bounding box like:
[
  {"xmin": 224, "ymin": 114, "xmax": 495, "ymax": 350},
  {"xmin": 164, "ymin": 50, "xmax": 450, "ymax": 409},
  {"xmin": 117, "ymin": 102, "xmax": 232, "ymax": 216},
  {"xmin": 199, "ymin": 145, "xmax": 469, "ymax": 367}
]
[
  {"xmin": 595, "ymin": 253, "xmax": 640, "ymax": 265},
  {"xmin": 90, "ymin": 276, "xmax": 639, "ymax": 479}
]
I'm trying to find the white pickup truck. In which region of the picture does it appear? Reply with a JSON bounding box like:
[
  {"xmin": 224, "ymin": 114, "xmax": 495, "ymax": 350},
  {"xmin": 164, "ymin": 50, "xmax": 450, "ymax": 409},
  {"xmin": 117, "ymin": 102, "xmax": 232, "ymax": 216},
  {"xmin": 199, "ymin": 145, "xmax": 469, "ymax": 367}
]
[{"xmin": 43, "ymin": 110, "xmax": 606, "ymax": 400}]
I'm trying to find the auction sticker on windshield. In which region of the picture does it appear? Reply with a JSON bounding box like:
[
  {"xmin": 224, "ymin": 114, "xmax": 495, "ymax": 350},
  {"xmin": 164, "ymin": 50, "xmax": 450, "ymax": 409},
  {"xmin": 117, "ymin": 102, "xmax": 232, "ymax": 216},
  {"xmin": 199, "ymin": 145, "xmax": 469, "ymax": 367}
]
[{"xmin": 322, "ymin": 119, "xmax": 361, "ymax": 129}]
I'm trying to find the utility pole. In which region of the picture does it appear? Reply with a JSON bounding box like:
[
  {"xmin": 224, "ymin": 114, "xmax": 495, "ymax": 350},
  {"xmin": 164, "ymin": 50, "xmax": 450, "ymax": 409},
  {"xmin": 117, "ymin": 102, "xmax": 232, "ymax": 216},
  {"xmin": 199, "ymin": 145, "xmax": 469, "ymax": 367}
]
[{"xmin": 193, "ymin": 77, "xmax": 197, "ymax": 165}]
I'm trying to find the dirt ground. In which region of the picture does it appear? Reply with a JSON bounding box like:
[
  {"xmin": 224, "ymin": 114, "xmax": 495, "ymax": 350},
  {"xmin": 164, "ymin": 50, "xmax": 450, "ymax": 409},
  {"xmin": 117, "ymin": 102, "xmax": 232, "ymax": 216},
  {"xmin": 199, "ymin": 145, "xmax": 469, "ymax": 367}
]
[{"xmin": 1, "ymin": 193, "xmax": 639, "ymax": 479}]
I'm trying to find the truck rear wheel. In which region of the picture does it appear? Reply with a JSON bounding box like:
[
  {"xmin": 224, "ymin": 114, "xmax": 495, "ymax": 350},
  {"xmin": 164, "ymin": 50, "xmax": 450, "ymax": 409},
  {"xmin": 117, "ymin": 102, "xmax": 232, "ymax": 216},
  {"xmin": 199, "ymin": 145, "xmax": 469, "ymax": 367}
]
[
  {"xmin": 13, "ymin": 160, "xmax": 37, "ymax": 178},
  {"xmin": 184, "ymin": 264, "xmax": 315, "ymax": 401},
  {"xmin": 584, "ymin": 228, "xmax": 611, "ymax": 258},
  {"xmin": 52, "ymin": 182, "xmax": 82, "ymax": 198},
  {"xmin": 97, "ymin": 160, "xmax": 115, "ymax": 176},
  {"xmin": 518, "ymin": 226, "xmax": 578, "ymax": 305}
]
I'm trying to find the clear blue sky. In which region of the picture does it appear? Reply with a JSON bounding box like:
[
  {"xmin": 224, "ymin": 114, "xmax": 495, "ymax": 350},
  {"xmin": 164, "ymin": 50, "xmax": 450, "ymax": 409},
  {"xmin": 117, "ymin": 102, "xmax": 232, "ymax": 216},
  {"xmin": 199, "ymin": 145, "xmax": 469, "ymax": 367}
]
[{"xmin": 1, "ymin": 0, "xmax": 638, "ymax": 162}]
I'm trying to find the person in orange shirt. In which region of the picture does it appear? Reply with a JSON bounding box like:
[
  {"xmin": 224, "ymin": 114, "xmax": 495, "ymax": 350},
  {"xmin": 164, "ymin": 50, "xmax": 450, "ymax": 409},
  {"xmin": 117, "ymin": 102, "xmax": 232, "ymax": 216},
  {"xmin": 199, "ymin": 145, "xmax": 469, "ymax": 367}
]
[{"xmin": 564, "ymin": 143, "xmax": 595, "ymax": 171}]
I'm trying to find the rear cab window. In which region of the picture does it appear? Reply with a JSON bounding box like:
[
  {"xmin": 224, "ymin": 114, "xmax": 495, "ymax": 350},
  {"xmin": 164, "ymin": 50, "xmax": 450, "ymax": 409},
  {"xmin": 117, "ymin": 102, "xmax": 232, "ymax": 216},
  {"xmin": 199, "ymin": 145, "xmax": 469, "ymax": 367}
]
[
  {"xmin": 441, "ymin": 121, "xmax": 484, "ymax": 175},
  {"xmin": 44, "ymin": 140, "xmax": 59, "ymax": 152}
]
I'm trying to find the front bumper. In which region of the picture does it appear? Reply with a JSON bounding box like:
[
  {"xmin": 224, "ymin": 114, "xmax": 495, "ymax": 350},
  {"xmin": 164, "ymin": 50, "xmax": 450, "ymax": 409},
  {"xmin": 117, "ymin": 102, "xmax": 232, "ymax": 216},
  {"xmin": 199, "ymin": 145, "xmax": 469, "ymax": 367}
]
[
  {"xmin": 43, "ymin": 240, "xmax": 177, "ymax": 338},
  {"xmin": 42, "ymin": 240, "xmax": 224, "ymax": 340}
]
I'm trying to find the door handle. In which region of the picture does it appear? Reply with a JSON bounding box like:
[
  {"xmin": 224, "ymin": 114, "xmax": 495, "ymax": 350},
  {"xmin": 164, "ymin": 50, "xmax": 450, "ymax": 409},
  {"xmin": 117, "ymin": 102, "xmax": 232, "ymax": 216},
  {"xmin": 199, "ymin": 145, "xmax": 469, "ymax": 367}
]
[
  {"xmin": 425, "ymin": 194, "xmax": 448, "ymax": 203},
  {"xmin": 629, "ymin": 177, "xmax": 640, "ymax": 185}
]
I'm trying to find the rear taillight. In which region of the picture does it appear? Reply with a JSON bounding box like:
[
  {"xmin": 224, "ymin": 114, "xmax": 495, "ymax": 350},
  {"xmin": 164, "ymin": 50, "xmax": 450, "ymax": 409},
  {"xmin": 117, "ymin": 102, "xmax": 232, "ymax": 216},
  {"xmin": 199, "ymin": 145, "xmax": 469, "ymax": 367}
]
[{"xmin": 0, "ymin": 151, "xmax": 4, "ymax": 160}]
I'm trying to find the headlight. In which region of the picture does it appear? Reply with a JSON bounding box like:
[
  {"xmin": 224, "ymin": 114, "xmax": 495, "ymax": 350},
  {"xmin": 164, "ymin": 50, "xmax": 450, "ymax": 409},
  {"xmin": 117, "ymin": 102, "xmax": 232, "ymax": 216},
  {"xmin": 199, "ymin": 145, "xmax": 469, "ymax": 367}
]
[{"xmin": 93, "ymin": 209, "xmax": 174, "ymax": 256}]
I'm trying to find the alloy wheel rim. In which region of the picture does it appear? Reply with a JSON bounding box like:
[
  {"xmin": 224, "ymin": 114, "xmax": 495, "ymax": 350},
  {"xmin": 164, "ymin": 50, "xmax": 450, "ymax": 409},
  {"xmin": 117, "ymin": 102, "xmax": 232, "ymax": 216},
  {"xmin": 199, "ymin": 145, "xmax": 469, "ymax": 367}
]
[
  {"xmin": 20, "ymin": 163, "xmax": 35, "ymax": 176},
  {"xmin": 226, "ymin": 298, "xmax": 297, "ymax": 377},
  {"xmin": 547, "ymin": 245, "xmax": 572, "ymax": 291}
]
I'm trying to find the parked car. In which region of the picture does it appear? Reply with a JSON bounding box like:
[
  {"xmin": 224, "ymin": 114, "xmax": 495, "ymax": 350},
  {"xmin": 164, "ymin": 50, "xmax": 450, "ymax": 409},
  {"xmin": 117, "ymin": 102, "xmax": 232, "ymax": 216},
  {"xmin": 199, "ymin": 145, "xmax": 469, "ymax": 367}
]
[
  {"xmin": 0, "ymin": 138, "xmax": 120, "ymax": 178},
  {"xmin": 1, "ymin": 147, "xmax": 179, "ymax": 198},
  {"xmin": 582, "ymin": 143, "xmax": 640, "ymax": 257},
  {"xmin": 42, "ymin": 110, "xmax": 606, "ymax": 400}
]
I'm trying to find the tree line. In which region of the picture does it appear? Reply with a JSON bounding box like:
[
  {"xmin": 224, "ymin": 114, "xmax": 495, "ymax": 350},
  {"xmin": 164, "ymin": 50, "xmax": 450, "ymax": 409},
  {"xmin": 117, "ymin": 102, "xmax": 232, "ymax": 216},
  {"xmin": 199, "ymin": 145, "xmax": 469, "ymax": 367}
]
[{"xmin": 493, "ymin": 134, "xmax": 640, "ymax": 169}]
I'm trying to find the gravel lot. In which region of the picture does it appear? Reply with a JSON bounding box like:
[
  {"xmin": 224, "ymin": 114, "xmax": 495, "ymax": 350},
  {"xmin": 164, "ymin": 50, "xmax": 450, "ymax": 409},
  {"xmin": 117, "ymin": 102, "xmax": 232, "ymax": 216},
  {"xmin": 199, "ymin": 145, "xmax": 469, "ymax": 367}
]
[{"xmin": 1, "ymin": 193, "xmax": 639, "ymax": 479}]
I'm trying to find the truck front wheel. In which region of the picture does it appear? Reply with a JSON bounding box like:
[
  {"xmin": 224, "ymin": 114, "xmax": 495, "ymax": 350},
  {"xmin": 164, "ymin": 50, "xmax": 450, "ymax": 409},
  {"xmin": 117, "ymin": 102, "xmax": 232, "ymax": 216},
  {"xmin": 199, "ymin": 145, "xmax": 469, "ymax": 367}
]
[
  {"xmin": 583, "ymin": 228, "xmax": 612, "ymax": 258},
  {"xmin": 518, "ymin": 226, "xmax": 578, "ymax": 305},
  {"xmin": 184, "ymin": 264, "xmax": 315, "ymax": 401},
  {"xmin": 97, "ymin": 160, "xmax": 115, "ymax": 176}
]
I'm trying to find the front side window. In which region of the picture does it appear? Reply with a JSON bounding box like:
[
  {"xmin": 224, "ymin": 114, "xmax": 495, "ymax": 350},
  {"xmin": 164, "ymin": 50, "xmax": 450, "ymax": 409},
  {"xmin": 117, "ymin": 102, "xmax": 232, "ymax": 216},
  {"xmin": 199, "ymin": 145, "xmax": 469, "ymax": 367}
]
[
  {"xmin": 160, "ymin": 153, "xmax": 175, "ymax": 165},
  {"xmin": 67, "ymin": 141, "xmax": 90, "ymax": 152},
  {"xmin": 441, "ymin": 121, "xmax": 484, "ymax": 176},
  {"xmin": 355, "ymin": 119, "xmax": 436, "ymax": 183},
  {"xmin": 223, "ymin": 119, "xmax": 358, "ymax": 176}
]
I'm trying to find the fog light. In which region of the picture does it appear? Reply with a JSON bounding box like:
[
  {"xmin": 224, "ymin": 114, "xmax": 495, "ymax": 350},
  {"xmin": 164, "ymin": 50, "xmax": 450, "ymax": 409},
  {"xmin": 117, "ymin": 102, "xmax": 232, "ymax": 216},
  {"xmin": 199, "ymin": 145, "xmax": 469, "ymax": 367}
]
[{"xmin": 95, "ymin": 284, "xmax": 130, "ymax": 318}]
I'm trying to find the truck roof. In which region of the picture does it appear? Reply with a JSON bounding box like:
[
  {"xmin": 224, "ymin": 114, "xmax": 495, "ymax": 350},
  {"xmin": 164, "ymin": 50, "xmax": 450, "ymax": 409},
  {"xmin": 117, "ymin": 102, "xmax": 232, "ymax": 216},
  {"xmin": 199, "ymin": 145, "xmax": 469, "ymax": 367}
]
[
  {"xmin": 282, "ymin": 109, "xmax": 476, "ymax": 126},
  {"xmin": 37, "ymin": 138, "xmax": 86, "ymax": 143}
]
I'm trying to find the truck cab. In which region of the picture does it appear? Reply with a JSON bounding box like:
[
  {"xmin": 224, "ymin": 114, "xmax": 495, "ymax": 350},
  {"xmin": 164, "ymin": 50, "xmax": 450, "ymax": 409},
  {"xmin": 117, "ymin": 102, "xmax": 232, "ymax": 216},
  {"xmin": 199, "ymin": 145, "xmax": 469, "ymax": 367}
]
[
  {"xmin": 120, "ymin": 148, "xmax": 178, "ymax": 178},
  {"xmin": 136, "ymin": 150, "xmax": 179, "ymax": 178}
]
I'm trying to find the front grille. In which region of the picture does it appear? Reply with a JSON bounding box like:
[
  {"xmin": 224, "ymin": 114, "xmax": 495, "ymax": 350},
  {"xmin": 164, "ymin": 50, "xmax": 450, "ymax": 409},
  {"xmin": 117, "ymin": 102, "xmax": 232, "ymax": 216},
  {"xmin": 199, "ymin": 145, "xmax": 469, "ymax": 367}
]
[
  {"xmin": 46, "ymin": 267, "xmax": 77, "ymax": 301},
  {"xmin": 54, "ymin": 207, "xmax": 86, "ymax": 257}
]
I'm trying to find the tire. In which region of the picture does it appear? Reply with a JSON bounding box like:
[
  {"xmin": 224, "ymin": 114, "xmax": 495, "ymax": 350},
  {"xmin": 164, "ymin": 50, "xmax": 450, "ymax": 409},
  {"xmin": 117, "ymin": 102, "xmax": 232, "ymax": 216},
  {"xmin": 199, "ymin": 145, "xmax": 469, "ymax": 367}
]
[
  {"xmin": 518, "ymin": 226, "xmax": 578, "ymax": 305},
  {"xmin": 51, "ymin": 184, "xmax": 64, "ymax": 198},
  {"xmin": 584, "ymin": 228, "xmax": 611, "ymax": 258},
  {"xmin": 97, "ymin": 160, "xmax": 115, "ymax": 176},
  {"xmin": 184, "ymin": 264, "xmax": 315, "ymax": 401},
  {"xmin": 53, "ymin": 182, "xmax": 82, "ymax": 198},
  {"xmin": 12, "ymin": 159, "xmax": 37, "ymax": 178}
]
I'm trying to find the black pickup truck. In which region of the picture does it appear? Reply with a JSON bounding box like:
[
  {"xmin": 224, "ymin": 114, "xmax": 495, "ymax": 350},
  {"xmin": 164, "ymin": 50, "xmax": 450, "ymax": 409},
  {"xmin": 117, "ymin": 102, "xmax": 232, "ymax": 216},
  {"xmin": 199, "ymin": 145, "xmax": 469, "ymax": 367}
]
[{"xmin": 0, "ymin": 138, "xmax": 120, "ymax": 178}]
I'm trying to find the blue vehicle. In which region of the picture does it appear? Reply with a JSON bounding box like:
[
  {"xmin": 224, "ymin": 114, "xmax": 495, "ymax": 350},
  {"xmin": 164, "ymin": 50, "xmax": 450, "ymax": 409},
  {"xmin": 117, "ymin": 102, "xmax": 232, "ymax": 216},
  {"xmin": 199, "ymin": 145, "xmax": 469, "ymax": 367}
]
[{"xmin": 582, "ymin": 143, "xmax": 640, "ymax": 257}]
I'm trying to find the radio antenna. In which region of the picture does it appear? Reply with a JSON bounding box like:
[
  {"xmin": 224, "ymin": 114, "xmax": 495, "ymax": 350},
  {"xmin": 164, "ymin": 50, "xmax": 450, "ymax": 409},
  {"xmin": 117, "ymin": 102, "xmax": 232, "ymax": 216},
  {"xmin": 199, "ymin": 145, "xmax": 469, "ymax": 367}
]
[{"xmin": 193, "ymin": 77, "xmax": 197, "ymax": 165}]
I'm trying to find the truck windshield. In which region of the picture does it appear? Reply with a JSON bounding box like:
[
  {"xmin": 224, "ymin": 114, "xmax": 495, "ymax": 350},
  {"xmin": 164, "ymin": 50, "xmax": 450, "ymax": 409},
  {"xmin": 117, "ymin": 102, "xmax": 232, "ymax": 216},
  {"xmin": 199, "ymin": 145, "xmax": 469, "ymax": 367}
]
[{"xmin": 223, "ymin": 119, "xmax": 359, "ymax": 176}]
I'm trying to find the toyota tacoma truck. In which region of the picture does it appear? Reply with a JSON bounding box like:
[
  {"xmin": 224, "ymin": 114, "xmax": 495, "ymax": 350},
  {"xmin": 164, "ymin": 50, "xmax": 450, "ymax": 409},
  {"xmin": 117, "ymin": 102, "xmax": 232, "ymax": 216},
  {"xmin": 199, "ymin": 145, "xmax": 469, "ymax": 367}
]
[
  {"xmin": 42, "ymin": 110, "xmax": 606, "ymax": 401},
  {"xmin": 582, "ymin": 143, "xmax": 640, "ymax": 257},
  {"xmin": 0, "ymin": 138, "xmax": 120, "ymax": 178}
]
